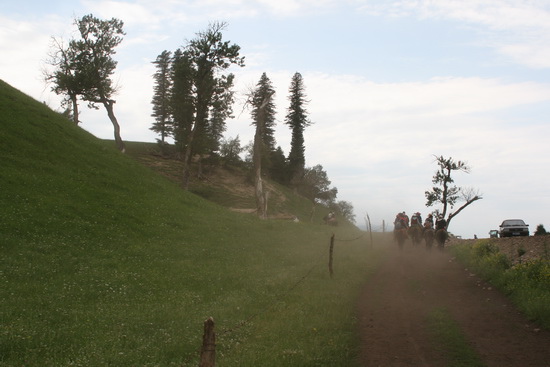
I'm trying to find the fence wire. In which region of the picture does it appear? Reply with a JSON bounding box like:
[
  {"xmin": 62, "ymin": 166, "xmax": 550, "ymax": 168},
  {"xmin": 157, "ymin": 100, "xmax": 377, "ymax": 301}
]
[{"xmin": 183, "ymin": 232, "xmax": 368, "ymax": 366}]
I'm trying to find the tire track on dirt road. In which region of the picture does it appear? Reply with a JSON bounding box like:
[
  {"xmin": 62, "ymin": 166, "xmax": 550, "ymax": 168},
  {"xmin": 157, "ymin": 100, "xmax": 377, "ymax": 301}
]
[{"xmin": 357, "ymin": 241, "xmax": 550, "ymax": 367}]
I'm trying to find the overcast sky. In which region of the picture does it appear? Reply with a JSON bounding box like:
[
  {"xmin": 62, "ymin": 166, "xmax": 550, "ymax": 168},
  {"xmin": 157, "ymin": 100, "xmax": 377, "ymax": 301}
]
[{"xmin": 2, "ymin": 0, "xmax": 550, "ymax": 238}]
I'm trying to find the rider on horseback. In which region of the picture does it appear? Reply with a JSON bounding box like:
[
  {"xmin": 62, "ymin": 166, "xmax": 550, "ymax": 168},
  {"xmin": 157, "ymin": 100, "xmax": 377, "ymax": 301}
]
[
  {"xmin": 434, "ymin": 215, "xmax": 448, "ymax": 249},
  {"xmin": 394, "ymin": 212, "xmax": 409, "ymax": 246},
  {"xmin": 435, "ymin": 215, "xmax": 447, "ymax": 230},
  {"xmin": 424, "ymin": 213, "xmax": 434, "ymax": 229},
  {"xmin": 394, "ymin": 212, "xmax": 408, "ymax": 230},
  {"xmin": 410, "ymin": 212, "xmax": 423, "ymax": 228}
]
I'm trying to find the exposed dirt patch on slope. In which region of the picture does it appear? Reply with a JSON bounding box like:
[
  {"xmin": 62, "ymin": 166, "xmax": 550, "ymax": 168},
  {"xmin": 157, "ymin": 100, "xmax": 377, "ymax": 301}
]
[{"xmin": 357, "ymin": 241, "xmax": 550, "ymax": 367}]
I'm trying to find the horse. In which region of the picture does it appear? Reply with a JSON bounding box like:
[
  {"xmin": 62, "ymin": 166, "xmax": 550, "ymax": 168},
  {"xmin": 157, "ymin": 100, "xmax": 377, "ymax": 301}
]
[
  {"xmin": 435, "ymin": 229, "xmax": 448, "ymax": 250},
  {"xmin": 407, "ymin": 225, "xmax": 423, "ymax": 246},
  {"xmin": 394, "ymin": 228, "xmax": 408, "ymax": 250},
  {"xmin": 424, "ymin": 228, "xmax": 434, "ymax": 250}
]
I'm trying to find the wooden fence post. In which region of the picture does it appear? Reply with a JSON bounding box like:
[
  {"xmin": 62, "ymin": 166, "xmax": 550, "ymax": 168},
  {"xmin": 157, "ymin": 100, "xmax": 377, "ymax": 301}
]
[
  {"xmin": 199, "ymin": 317, "xmax": 215, "ymax": 367},
  {"xmin": 366, "ymin": 213, "xmax": 373, "ymax": 248},
  {"xmin": 329, "ymin": 234, "xmax": 335, "ymax": 278}
]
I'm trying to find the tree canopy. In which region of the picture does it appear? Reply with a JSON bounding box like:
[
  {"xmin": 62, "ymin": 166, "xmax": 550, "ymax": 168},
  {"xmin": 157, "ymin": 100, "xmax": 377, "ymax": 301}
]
[
  {"xmin": 46, "ymin": 14, "xmax": 126, "ymax": 151},
  {"xmin": 154, "ymin": 22, "xmax": 245, "ymax": 187}
]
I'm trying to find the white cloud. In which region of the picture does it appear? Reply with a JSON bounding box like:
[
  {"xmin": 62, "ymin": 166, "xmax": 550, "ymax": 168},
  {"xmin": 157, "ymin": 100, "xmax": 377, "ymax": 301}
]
[
  {"xmin": 0, "ymin": 14, "xmax": 68, "ymax": 105},
  {"xmin": 81, "ymin": 0, "xmax": 157, "ymax": 26},
  {"xmin": 358, "ymin": 0, "xmax": 550, "ymax": 68},
  {"xmin": 82, "ymin": 0, "xmax": 341, "ymax": 24},
  {"xmin": 256, "ymin": 0, "xmax": 338, "ymax": 16},
  {"xmin": 498, "ymin": 42, "xmax": 550, "ymax": 69}
]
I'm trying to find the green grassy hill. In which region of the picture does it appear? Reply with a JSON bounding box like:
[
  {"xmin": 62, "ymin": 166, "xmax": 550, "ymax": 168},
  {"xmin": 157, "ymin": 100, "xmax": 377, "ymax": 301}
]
[{"xmin": 0, "ymin": 79, "xmax": 379, "ymax": 366}]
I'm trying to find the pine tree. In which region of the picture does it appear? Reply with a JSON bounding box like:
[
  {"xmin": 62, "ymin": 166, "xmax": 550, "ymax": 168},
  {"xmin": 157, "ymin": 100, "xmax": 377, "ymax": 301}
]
[
  {"xmin": 285, "ymin": 72, "xmax": 311, "ymax": 187},
  {"xmin": 249, "ymin": 72, "xmax": 277, "ymax": 218},
  {"xmin": 178, "ymin": 22, "xmax": 245, "ymax": 188},
  {"xmin": 204, "ymin": 73, "xmax": 236, "ymax": 156},
  {"xmin": 269, "ymin": 146, "xmax": 288, "ymax": 184},
  {"xmin": 150, "ymin": 50, "xmax": 173, "ymax": 143},
  {"xmin": 170, "ymin": 49, "xmax": 194, "ymax": 155},
  {"xmin": 251, "ymin": 72, "xmax": 277, "ymax": 174}
]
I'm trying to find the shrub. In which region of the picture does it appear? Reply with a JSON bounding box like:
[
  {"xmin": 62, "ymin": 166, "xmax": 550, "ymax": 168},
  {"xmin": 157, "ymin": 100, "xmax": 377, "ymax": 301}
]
[
  {"xmin": 535, "ymin": 224, "xmax": 548, "ymax": 236},
  {"xmin": 450, "ymin": 242, "xmax": 550, "ymax": 330}
]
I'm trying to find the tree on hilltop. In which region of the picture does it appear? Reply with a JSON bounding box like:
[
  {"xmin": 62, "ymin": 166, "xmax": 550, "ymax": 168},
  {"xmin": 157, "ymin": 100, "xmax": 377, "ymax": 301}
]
[
  {"xmin": 173, "ymin": 22, "xmax": 245, "ymax": 188},
  {"xmin": 46, "ymin": 14, "xmax": 126, "ymax": 151},
  {"xmin": 151, "ymin": 50, "xmax": 173, "ymax": 143},
  {"xmin": 72, "ymin": 14, "xmax": 126, "ymax": 152},
  {"xmin": 170, "ymin": 48, "xmax": 195, "ymax": 155},
  {"xmin": 250, "ymin": 73, "xmax": 277, "ymax": 173},
  {"xmin": 249, "ymin": 72, "xmax": 277, "ymax": 218},
  {"xmin": 44, "ymin": 37, "xmax": 85, "ymax": 125},
  {"xmin": 285, "ymin": 72, "xmax": 312, "ymax": 188}
]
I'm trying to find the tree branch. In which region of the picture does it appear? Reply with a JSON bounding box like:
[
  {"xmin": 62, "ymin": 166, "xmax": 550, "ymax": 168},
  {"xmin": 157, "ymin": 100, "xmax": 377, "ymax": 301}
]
[{"xmin": 447, "ymin": 194, "xmax": 482, "ymax": 226}]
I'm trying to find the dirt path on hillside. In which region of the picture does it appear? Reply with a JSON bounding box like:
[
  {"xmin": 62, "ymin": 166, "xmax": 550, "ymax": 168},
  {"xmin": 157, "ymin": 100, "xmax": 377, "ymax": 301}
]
[{"xmin": 357, "ymin": 242, "xmax": 550, "ymax": 367}]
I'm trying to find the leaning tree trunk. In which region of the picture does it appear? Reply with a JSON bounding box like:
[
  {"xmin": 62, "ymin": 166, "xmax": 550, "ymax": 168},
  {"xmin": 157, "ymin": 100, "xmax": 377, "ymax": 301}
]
[
  {"xmin": 103, "ymin": 99, "xmax": 125, "ymax": 153},
  {"xmin": 182, "ymin": 105, "xmax": 205, "ymax": 190},
  {"xmin": 181, "ymin": 128, "xmax": 195, "ymax": 190},
  {"xmin": 252, "ymin": 92, "xmax": 273, "ymax": 219},
  {"xmin": 253, "ymin": 115, "xmax": 267, "ymax": 219},
  {"xmin": 70, "ymin": 94, "xmax": 79, "ymax": 125}
]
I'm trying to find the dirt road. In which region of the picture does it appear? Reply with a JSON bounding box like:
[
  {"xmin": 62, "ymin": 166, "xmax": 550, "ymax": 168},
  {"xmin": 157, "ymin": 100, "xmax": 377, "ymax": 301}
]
[{"xmin": 357, "ymin": 242, "xmax": 550, "ymax": 367}]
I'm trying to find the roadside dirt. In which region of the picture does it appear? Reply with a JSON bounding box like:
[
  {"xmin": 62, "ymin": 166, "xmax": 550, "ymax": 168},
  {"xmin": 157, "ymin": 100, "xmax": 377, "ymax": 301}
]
[{"xmin": 357, "ymin": 239, "xmax": 550, "ymax": 367}]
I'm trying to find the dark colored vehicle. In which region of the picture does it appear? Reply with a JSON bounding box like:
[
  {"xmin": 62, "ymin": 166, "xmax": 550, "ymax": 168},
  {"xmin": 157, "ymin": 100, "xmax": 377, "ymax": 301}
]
[
  {"xmin": 499, "ymin": 219, "xmax": 529, "ymax": 237},
  {"xmin": 489, "ymin": 230, "xmax": 499, "ymax": 238}
]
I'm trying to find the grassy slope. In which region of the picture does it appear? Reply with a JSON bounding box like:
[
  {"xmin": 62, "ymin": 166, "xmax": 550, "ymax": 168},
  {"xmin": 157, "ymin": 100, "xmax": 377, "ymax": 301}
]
[{"xmin": 0, "ymin": 80, "xmax": 379, "ymax": 366}]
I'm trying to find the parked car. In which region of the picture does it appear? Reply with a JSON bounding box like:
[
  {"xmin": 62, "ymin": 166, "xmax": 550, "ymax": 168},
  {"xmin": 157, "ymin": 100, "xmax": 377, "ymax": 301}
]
[
  {"xmin": 489, "ymin": 230, "xmax": 499, "ymax": 238},
  {"xmin": 499, "ymin": 219, "xmax": 529, "ymax": 237}
]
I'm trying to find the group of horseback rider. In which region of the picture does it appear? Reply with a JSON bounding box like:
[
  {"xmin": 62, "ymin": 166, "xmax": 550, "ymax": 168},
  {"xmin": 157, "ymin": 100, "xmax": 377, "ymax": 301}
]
[{"xmin": 394, "ymin": 211, "xmax": 447, "ymax": 231}]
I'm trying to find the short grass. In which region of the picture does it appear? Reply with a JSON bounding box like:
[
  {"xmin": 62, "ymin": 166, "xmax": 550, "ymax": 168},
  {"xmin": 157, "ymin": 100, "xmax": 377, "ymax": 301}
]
[
  {"xmin": 427, "ymin": 307, "xmax": 485, "ymax": 367},
  {"xmin": 0, "ymin": 80, "xmax": 379, "ymax": 366},
  {"xmin": 449, "ymin": 240, "xmax": 550, "ymax": 330}
]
